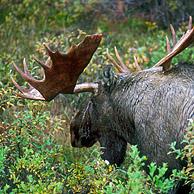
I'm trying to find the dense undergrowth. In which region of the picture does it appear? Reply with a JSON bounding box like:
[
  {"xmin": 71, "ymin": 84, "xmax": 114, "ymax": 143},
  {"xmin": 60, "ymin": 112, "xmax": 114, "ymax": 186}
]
[
  {"xmin": 0, "ymin": 1, "xmax": 194, "ymax": 193},
  {"xmin": 0, "ymin": 91, "xmax": 193, "ymax": 193}
]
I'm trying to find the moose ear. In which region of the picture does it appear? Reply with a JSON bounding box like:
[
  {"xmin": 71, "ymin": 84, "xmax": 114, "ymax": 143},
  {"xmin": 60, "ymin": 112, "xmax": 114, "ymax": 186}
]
[{"xmin": 102, "ymin": 64, "xmax": 117, "ymax": 89}]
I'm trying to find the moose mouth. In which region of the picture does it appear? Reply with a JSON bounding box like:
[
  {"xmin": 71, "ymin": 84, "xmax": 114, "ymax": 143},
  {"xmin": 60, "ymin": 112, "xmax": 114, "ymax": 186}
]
[
  {"xmin": 80, "ymin": 136, "xmax": 97, "ymax": 147},
  {"xmin": 71, "ymin": 136, "xmax": 97, "ymax": 148}
]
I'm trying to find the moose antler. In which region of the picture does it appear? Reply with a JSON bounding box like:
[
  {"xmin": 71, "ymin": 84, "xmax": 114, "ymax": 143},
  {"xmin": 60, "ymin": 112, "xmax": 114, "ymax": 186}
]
[
  {"xmin": 154, "ymin": 16, "xmax": 194, "ymax": 71},
  {"xmin": 107, "ymin": 47, "xmax": 131, "ymax": 73},
  {"xmin": 107, "ymin": 17, "xmax": 193, "ymax": 73},
  {"xmin": 107, "ymin": 46, "xmax": 142, "ymax": 73},
  {"xmin": 12, "ymin": 34, "xmax": 102, "ymax": 101}
]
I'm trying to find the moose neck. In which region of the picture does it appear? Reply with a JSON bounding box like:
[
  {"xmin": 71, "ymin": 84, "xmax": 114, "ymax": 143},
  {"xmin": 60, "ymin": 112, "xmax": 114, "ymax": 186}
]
[{"xmin": 107, "ymin": 73, "xmax": 144, "ymax": 144}]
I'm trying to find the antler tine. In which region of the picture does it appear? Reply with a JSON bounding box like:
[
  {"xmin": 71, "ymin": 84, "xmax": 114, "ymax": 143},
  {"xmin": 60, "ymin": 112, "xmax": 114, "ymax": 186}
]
[
  {"xmin": 114, "ymin": 47, "xmax": 131, "ymax": 73},
  {"xmin": 133, "ymin": 56, "xmax": 142, "ymax": 71},
  {"xmin": 33, "ymin": 56, "xmax": 50, "ymax": 71},
  {"xmin": 170, "ymin": 24, "xmax": 177, "ymax": 46},
  {"xmin": 114, "ymin": 47, "xmax": 125, "ymax": 67},
  {"xmin": 13, "ymin": 62, "xmax": 40, "ymax": 84},
  {"xmin": 11, "ymin": 77, "xmax": 28, "ymax": 93},
  {"xmin": 12, "ymin": 59, "xmax": 46, "ymax": 100},
  {"xmin": 43, "ymin": 43, "xmax": 54, "ymax": 57},
  {"xmin": 154, "ymin": 16, "xmax": 194, "ymax": 71},
  {"xmin": 23, "ymin": 58, "xmax": 31, "ymax": 75},
  {"xmin": 107, "ymin": 48, "xmax": 131, "ymax": 73},
  {"xmin": 166, "ymin": 36, "xmax": 171, "ymax": 53},
  {"xmin": 11, "ymin": 75, "xmax": 45, "ymax": 100},
  {"xmin": 106, "ymin": 48, "xmax": 123, "ymax": 73},
  {"xmin": 23, "ymin": 58, "xmax": 34, "ymax": 89},
  {"xmin": 188, "ymin": 16, "xmax": 192, "ymax": 30}
]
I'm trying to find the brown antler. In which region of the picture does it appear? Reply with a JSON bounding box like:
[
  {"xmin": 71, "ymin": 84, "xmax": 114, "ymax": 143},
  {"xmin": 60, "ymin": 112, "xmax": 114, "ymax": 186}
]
[
  {"xmin": 107, "ymin": 46, "xmax": 142, "ymax": 73},
  {"xmin": 154, "ymin": 16, "xmax": 194, "ymax": 71},
  {"xmin": 106, "ymin": 47, "xmax": 131, "ymax": 73},
  {"xmin": 12, "ymin": 34, "xmax": 102, "ymax": 101}
]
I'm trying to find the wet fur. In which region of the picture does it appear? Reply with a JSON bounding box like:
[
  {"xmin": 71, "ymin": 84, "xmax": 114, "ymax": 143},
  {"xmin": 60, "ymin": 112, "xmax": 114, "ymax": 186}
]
[{"xmin": 71, "ymin": 62, "xmax": 194, "ymax": 193}]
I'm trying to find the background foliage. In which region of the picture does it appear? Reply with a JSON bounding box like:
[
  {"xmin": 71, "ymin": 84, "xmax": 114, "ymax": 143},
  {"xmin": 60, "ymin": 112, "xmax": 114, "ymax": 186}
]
[{"xmin": 0, "ymin": 0, "xmax": 194, "ymax": 193}]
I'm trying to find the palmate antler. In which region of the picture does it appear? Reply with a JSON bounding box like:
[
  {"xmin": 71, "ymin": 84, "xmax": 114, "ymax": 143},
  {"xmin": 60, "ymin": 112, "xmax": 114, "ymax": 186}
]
[
  {"xmin": 107, "ymin": 17, "xmax": 194, "ymax": 73},
  {"xmin": 154, "ymin": 16, "xmax": 194, "ymax": 71},
  {"xmin": 12, "ymin": 34, "xmax": 102, "ymax": 101}
]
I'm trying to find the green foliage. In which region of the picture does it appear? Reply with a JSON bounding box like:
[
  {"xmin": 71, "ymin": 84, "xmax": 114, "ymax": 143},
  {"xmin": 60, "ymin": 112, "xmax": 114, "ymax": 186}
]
[
  {"xmin": 0, "ymin": 123, "xmax": 173, "ymax": 194},
  {"xmin": 104, "ymin": 146, "xmax": 176, "ymax": 194},
  {"xmin": 0, "ymin": 98, "xmax": 193, "ymax": 193},
  {"xmin": 169, "ymin": 120, "xmax": 194, "ymax": 188},
  {"xmin": 148, "ymin": 163, "xmax": 174, "ymax": 193},
  {"xmin": 1, "ymin": 85, "xmax": 193, "ymax": 193}
]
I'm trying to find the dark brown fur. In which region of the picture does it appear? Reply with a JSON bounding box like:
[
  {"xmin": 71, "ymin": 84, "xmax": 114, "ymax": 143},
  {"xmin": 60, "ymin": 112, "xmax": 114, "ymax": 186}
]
[{"xmin": 70, "ymin": 62, "xmax": 194, "ymax": 193}]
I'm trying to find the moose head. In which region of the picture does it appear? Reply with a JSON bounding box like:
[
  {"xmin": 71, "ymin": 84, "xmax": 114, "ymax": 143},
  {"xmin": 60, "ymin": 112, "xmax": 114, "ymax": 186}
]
[{"xmin": 12, "ymin": 17, "xmax": 194, "ymax": 166}]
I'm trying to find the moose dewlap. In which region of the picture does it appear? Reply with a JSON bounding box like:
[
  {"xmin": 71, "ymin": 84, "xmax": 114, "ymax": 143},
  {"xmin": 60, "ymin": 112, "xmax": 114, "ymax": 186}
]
[{"xmin": 12, "ymin": 17, "xmax": 194, "ymax": 194}]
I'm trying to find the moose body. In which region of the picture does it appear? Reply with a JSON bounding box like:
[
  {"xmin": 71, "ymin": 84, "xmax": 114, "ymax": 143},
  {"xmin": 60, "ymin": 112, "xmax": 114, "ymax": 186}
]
[
  {"xmin": 71, "ymin": 63, "xmax": 194, "ymax": 194},
  {"xmin": 71, "ymin": 63, "xmax": 194, "ymax": 171},
  {"xmin": 13, "ymin": 17, "xmax": 194, "ymax": 193}
]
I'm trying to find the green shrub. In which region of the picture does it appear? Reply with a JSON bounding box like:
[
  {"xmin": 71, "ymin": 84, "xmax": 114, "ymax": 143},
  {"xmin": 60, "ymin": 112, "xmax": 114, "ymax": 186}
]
[
  {"xmin": 170, "ymin": 120, "xmax": 194, "ymax": 191},
  {"xmin": 0, "ymin": 100, "xmax": 193, "ymax": 193}
]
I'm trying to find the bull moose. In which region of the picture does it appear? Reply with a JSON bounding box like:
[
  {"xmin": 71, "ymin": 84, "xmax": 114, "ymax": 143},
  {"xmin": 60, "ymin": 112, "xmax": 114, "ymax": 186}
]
[{"xmin": 12, "ymin": 17, "xmax": 194, "ymax": 193}]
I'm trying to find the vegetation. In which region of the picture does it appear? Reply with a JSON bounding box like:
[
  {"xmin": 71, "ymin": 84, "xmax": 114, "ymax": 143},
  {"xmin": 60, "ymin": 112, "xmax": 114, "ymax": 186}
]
[
  {"xmin": 0, "ymin": 95, "xmax": 193, "ymax": 193},
  {"xmin": 0, "ymin": 1, "xmax": 193, "ymax": 193}
]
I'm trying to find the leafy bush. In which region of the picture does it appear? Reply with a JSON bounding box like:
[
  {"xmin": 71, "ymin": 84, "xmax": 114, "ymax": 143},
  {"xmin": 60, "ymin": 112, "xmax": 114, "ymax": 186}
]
[
  {"xmin": 170, "ymin": 120, "xmax": 194, "ymax": 191},
  {"xmin": 0, "ymin": 99, "xmax": 193, "ymax": 193}
]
